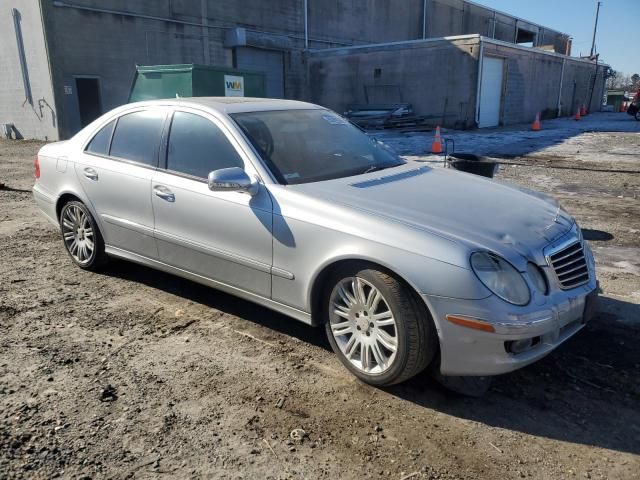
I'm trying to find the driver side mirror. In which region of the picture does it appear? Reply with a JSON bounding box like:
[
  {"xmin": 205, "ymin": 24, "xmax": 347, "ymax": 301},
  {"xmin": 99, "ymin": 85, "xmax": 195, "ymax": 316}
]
[{"xmin": 207, "ymin": 167, "xmax": 259, "ymax": 196}]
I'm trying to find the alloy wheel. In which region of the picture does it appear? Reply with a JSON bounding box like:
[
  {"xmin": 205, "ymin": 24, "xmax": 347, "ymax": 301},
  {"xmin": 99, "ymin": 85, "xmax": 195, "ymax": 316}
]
[
  {"xmin": 328, "ymin": 276, "xmax": 398, "ymax": 374},
  {"xmin": 61, "ymin": 204, "xmax": 95, "ymax": 265}
]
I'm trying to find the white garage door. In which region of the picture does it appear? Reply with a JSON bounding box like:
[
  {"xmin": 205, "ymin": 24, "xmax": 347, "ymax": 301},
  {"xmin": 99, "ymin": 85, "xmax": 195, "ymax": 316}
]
[
  {"xmin": 478, "ymin": 56, "xmax": 504, "ymax": 128},
  {"xmin": 235, "ymin": 47, "xmax": 284, "ymax": 99}
]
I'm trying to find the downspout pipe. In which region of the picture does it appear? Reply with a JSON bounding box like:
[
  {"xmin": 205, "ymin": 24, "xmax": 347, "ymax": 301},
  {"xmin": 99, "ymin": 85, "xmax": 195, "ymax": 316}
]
[
  {"xmin": 474, "ymin": 37, "xmax": 484, "ymax": 126},
  {"xmin": 491, "ymin": 11, "xmax": 496, "ymax": 38},
  {"xmin": 304, "ymin": 0, "xmax": 309, "ymax": 49},
  {"xmin": 557, "ymin": 58, "xmax": 565, "ymax": 117},
  {"xmin": 587, "ymin": 57, "xmax": 599, "ymax": 112},
  {"xmin": 12, "ymin": 8, "xmax": 33, "ymax": 105},
  {"xmin": 422, "ymin": 0, "xmax": 427, "ymax": 39}
]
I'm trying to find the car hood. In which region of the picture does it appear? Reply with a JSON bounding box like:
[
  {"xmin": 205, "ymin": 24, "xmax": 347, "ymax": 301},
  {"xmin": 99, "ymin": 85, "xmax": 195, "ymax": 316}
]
[{"xmin": 289, "ymin": 164, "xmax": 574, "ymax": 269}]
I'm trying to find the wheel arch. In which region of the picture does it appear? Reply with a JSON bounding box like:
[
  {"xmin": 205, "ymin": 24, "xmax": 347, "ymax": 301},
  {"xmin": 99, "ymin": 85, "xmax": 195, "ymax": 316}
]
[
  {"xmin": 55, "ymin": 192, "xmax": 84, "ymax": 220},
  {"xmin": 308, "ymin": 256, "xmax": 433, "ymax": 328},
  {"xmin": 55, "ymin": 189, "xmax": 100, "ymax": 226}
]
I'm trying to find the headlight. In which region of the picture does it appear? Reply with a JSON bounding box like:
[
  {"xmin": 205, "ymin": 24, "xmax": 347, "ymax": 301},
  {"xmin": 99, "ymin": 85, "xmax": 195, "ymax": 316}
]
[
  {"xmin": 526, "ymin": 263, "xmax": 548, "ymax": 295},
  {"xmin": 470, "ymin": 252, "xmax": 530, "ymax": 306}
]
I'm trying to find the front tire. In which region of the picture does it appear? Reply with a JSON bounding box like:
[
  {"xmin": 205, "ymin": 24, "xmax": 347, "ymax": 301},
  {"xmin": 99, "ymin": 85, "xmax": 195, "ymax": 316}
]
[
  {"xmin": 324, "ymin": 264, "xmax": 437, "ymax": 386},
  {"xmin": 59, "ymin": 201, "xmax": 107, "ymax": 271}
]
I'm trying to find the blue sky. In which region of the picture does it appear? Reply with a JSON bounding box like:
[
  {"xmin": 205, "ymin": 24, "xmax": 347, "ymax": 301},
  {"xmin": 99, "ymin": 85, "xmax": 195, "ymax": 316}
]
[{"xmin": 474, "ymin": 0, "xmax": 639, "ymax": 75}]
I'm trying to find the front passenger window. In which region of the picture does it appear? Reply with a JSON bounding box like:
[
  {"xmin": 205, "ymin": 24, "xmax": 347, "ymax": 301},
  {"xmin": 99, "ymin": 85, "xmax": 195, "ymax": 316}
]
[{"xmin": 167, "ymin": 112, "xmax": 244, "ymax": 179}]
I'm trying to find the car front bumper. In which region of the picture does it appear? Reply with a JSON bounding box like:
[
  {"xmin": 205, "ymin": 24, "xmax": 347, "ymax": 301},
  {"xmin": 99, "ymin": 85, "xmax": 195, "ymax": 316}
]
[{"xmin": 422, "ymin": 278, "xmax": 598, "ymax": 377}]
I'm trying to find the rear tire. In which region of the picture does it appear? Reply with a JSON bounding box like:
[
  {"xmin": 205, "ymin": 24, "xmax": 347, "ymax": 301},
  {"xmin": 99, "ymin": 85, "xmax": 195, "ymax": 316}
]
[
  {"xmin": 323, "ymin": 264, "xmax": 437, "ymax": 386},
  {"xmin": 59, "ymin": 201, "xmax": 108, "ymax": 271}
]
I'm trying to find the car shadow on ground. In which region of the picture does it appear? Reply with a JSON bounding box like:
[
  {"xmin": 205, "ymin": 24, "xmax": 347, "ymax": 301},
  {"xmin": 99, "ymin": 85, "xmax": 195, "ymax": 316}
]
[
  {"xmin": 390, "ymin": 295, "xmax": 640, "ymax": 456},
  {"xmin": 101, "ymin": 259, "xmax": 331, "ymax": 351},
  {"xmin": 102, "ymin": 260, "xmax": 639, "ymax": 456}
]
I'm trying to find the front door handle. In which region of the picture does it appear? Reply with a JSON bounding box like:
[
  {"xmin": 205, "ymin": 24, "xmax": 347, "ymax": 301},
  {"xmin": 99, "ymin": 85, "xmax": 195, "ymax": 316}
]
[
  {"xmin": 83, "ymin": 167, "xmax": 98, "ymax": 181},
  {"xmin": 154, "ymin": 185, "xmax": 175, "ymax": 202}
]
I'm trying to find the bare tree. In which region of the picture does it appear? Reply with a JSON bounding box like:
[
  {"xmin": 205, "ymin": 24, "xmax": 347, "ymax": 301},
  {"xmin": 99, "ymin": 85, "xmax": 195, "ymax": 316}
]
[{"xmin": 606, "ymin": 71, "xmax": 640, "ymax": 90}]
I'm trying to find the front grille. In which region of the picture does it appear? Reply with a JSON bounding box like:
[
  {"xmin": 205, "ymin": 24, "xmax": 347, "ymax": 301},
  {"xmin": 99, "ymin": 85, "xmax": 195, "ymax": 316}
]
[{"xmin": 548, "ymin": 241, "xmax": 589, "ymax": 289}]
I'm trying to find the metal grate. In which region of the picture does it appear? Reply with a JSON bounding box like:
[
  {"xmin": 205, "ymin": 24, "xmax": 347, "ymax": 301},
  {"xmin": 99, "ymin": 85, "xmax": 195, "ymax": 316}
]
[{"xmin": 548, "ymin": 241, "xmax": 589, "ymax": 289}]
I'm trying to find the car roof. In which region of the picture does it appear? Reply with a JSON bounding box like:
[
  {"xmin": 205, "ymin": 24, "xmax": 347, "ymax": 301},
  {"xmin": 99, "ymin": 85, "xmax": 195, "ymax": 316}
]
[{"xmin": 127, "ymin": 97, "xmax": 324, "ymax": 114}]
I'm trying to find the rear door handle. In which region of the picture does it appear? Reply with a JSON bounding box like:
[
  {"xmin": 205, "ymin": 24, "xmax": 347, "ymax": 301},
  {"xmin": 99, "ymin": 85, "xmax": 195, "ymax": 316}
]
[
  {"xmin": 83, "ymin": 167, "xmax": 98, "ymax": 181},
  {"xmin": 154, "ymin": 185, "xmax": 175, "ymax": 202}
]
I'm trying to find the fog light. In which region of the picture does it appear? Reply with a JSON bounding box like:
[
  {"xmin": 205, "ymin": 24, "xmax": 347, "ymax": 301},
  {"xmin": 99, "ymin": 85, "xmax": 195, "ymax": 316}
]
[{"xmin": 505, "ymin": 337, "xmax": 540, "ymax": 354}]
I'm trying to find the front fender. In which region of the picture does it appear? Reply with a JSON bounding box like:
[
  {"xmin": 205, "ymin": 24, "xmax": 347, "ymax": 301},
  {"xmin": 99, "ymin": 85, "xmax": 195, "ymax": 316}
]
[
  {"xmin": 270, "ymin": 212, "xmax": 491, "ymax": 318},
  {"xmin": 306, "ymin": 246, "xmax": 491, "ymax": 308}
]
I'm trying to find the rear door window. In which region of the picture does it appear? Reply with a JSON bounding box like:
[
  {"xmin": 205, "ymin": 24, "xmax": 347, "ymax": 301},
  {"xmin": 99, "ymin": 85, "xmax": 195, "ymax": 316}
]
[
  {"xmin": 109, "ymin": 110, "xmax": 166, "ymax": 167},
  {"xmin": 166, "ymin": 111, "xmax": 244, "ymax": 179},
  {"xmin": 85, "ymin": 120, "xmax": 115, "ymax": 156}
]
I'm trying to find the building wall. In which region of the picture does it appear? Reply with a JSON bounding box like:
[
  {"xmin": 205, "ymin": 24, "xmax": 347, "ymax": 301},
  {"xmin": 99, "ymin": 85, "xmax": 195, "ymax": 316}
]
[
  {"xmin": 0, "ymin": 3, "xmax": 57, "ymax": 140},
  {"xmin": 425, "ymin": 0, "xmax": 569, "ymax": 53},
  {"xmin": 308, "ymin": 0, "xmax": 424, "ymax": 45},
  {"xmin": 483, "ymin": 41, "xmax": 607, "ymax": 124},
  {"xmin": 41, "ymin": 0, "xmax": 238, "ymax": 139},
  {"xmin": 307, "ymin": 37, "xmax": 606, "ymax": 128},
  {"xmin": 1, "ymin": 0, "xmax": 577, "ymax": 138},
  {"xmin": 42, "ymin": 0, "xmax": 440, "ymax": 138},
  {"xmin": 560, "ymin": 60, "xmax": 606, "ymax": 116},
  {"xmin": 308, "ymin": 37, "xmax": 481, "ymax": 129}
]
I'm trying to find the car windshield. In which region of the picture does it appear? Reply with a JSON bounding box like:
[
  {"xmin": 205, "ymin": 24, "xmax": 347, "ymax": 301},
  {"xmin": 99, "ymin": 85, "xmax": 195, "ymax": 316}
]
[{"xmin": 231, "ymin": 109, "xmax": 404, "ymax": 185}]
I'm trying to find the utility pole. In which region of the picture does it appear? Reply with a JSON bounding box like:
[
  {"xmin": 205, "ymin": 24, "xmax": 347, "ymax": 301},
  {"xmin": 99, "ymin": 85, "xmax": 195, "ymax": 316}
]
[{"xmin": 590, "ymin": 1, "xmax": 602, "ymax": 57}]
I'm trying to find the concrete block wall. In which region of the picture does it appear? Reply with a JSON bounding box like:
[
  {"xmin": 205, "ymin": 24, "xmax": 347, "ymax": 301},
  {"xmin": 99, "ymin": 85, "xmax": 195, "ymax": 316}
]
[
  {"xmin": 560, "ymin": 61, "xmax": 606, "ymax": 116},
  {"xmin": 425, "ymin": 0, "xmax": 569, "ymax": 53},
  {"xmin": 463, "ymin": 3, "xmax": 494, "ymax": 37},
  {"xmin": 308, "ymin": 0, "xmax": 424, "ymax": 45},
  {"xmin": 307, "ymin": 36, "xmax": 606, "ymax": 129},
  {"xmin": 0, "ymin": 0, "xmax": 583, "ymax": 138},
  {"xmin": 41, "ymin": 1, "xmax": 238, "ymax": 139},
  {"xmin": 307, "ymin": 37, "xmax": 481, "ymax": 129},
  {"xmin": 484, "ymin": 41, "xmax": 606, "ymax": 125},
  {"xmin": 0, "ymin": 3, "xmax": 58, "ymax": 140},
  {"xmin": 42, "ymin": 0, "xmax": 429, "ymax": 139},
  {"xmin": 484, "ymin": 43, "xmax": 566, "ymax": 124}
]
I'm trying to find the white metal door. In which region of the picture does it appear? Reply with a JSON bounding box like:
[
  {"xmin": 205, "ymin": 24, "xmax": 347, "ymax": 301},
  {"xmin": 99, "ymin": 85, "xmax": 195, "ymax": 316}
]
[{"xmin": 478, "ymin": 56, "xmax": 504, "ymax": 128}]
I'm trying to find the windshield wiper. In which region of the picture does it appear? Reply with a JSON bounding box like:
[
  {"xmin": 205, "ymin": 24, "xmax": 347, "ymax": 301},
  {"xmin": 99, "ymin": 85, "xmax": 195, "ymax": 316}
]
[{"xmin": 362, "ymin": 164, "xmax": 398, "ymax": 175}]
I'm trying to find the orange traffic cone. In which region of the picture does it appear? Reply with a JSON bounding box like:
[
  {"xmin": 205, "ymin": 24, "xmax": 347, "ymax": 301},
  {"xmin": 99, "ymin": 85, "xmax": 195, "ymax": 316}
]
[
  {"xmin": 431, "ymin": 126, "xmax": 443, "ymax": 154},
  {"xmin": 619, "ymin": 102, "xmax": 626, "ymax": 113},
  {"xmin": 580, "ymin": 104, "xmax": 587, "ymax": 116},
  {"xmin": 531, "ymin": 112, "xmax": 541, "ymax": 131},
  {"xmin": 574, "ymin": 108, "xmax": 581, "ymax": 121}
]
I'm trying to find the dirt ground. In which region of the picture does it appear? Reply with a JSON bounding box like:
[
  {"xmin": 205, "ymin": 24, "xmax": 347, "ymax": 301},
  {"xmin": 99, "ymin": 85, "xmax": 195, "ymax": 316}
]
[{"xmin": 1, "ymin": 112, "xmax": 639, "ymax": 479}]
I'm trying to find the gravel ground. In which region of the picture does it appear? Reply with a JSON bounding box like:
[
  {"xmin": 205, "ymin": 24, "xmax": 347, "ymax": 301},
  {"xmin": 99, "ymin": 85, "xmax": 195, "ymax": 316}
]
[{"xmin": 1, "ymin": 112, "xmax": 639, "ymax": 479}]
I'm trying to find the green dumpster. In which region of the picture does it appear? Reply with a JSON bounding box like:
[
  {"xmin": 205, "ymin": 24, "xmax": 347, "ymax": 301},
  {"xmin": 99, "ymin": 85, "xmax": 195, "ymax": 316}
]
[{"xmin": 128, "ymin": 64, "xmax": 267, "ymax": 102}]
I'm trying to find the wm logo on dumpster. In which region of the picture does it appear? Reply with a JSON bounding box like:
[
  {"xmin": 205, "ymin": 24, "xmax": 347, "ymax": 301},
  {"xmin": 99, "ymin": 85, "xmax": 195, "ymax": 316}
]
[{"xmin": 224, "ymin": 75, "xmax": 244, "ymax": 97}]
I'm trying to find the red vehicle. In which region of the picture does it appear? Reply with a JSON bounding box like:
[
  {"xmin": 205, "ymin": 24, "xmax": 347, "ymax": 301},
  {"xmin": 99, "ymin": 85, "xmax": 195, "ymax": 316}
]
[{"xmin": 627, "ymin": 88, "xmax": 640, "ymax": 120}]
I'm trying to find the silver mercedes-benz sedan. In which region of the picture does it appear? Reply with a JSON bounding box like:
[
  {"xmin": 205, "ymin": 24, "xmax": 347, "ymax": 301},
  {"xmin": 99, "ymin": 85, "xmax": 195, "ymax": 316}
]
[{"xmin": 33, "ymin": 98, "xmax": 598, "ymax": 387}]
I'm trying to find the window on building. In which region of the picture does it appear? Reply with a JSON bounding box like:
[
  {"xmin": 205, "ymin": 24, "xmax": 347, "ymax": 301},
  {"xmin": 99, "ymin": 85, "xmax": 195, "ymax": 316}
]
[
  {"xmin": 85, "ymin": 119, "xmax": 115, "ymax": 156},
  {"xmin": 516, "ymin": 28, "xmax": 536, "ymax": 47},
  {"xmin": 166, "ymin": 111, "xmax": 244, "ymax": 179},
  {"xmin": 109, "ymin": 110, "xmax": 165, "ymax": 166}
]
